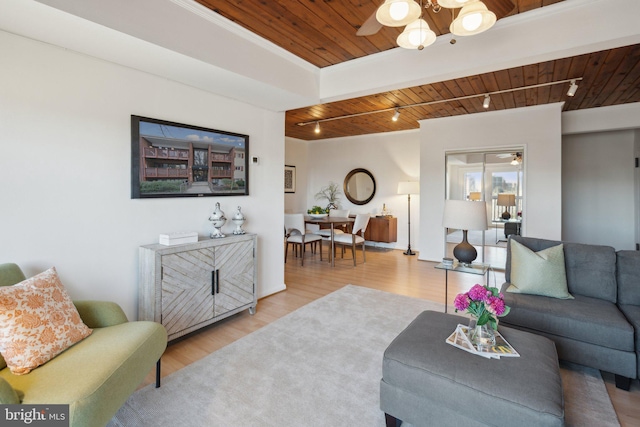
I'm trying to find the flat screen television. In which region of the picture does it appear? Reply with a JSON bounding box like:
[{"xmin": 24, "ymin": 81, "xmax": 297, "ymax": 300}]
[{"xmin": 131, "ymin": 115, "xmax": 249, "ymax": 199}]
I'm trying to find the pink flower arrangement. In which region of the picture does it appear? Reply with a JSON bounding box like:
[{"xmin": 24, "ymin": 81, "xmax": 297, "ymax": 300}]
[{"xmin": 454, "ymin": 284, "xmax": 510, "ymax": 330}]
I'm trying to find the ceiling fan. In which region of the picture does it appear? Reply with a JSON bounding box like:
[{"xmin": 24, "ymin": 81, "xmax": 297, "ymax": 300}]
[
  {"xmin": 357, "ymin": 0, "xmax": 515, "ymax": 46},
  {"xmin": 496, "ymin": 152, "xmax": 523, "ymax": 165}
]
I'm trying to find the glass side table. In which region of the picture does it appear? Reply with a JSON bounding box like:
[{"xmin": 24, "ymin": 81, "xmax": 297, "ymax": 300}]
[{"xmin": 434, "ymin": 262, "xmax": 490, "ymax": 313}]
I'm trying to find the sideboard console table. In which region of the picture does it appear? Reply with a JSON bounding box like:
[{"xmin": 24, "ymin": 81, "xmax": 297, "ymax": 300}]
[
  {"xmin": 138, "ymin": 233, "xmax": 257, "ymax": 341},
  {"xmin": 363, "ymin": 216, "xmax": 397, "ymax": 243}
]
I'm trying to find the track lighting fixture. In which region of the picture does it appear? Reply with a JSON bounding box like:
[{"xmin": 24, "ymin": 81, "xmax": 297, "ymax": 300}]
[
  {"xmin": 297, "ymin": 77, "xmax": 583, "ymax": 132},
  {"xmin": 567, "ymin": 79, "xmax": 579, "ymax": 97},
  {"xmin": 483, "ymin": 94, "xmax": 491, "ymax": 109}
]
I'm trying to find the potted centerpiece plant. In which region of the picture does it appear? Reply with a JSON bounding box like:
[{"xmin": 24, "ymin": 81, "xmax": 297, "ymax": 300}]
[{"xmin": 315, "ymin": 182, "xmax": 342, "ymax": 210}]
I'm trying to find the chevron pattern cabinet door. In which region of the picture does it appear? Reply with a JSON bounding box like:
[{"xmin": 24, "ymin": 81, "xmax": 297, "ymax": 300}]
[
  {"xmin": 214, "ymin": 239, "xmax": 254, "ymax": 318},
  {"xmin": 161, "ymin": 248, "xmax": 215, "ymax": 337},
  {"xmin": 139, "ymin": 234, "xmax": 257, "ymax": 341}
]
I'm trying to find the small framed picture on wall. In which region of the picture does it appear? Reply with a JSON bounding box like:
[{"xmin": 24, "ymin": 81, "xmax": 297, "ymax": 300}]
[{"xmin": 284, "ymin": 165, "xmax": 296, "ymax": 193}]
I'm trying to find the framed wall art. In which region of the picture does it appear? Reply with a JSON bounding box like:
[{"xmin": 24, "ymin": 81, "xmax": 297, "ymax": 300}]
[
  {"xmin": 284, "ymin": 165, "xmax": 296, "ymax": 193},
  {"xmin": 131, "ymin": 115, "xmax": 249, "ymax": 198}
]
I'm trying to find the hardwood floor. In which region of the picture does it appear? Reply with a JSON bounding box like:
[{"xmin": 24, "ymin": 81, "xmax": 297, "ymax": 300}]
[{"xmin": 140, "ymin": 247, "xmax": 640, "ymax": 426}]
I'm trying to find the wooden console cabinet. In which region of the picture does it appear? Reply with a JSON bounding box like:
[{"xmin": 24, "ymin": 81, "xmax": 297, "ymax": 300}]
[
  {"xmin": 138, "ymin": 234, "xmax": 257, "ymax": 341},
  {"xmin": 364, "ymin": 216, "xmax": 397, "ymax": 243}
]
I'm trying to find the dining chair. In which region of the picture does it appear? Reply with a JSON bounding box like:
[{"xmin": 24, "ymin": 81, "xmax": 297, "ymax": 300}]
[
  {"xmin": 332, "ymin": 213, "xmax": 370, "ymax": 266},
  {"xmin": 284, "ymin": 214, "xmax": 323, "ymax": 266},
  {"xmin": 314, "ymin": 209, "xmax": 351, "ymax": 239}
]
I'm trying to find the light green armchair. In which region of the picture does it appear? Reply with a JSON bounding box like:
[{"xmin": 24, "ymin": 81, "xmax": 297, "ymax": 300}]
[{"xmin": 0, "ymin": 263, "xmax": 167, "ymax": 427}]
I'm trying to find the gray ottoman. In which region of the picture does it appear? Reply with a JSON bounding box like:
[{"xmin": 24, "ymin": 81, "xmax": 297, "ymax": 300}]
[{"xmin": 380, "ymin": 311, "xmax": 564, "ymax": 427}]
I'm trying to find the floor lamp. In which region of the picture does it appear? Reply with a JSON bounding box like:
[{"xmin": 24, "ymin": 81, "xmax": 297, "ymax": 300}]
[{"xmin": 398, "ymin": 181, "xmax": 420, "ymax": 256}]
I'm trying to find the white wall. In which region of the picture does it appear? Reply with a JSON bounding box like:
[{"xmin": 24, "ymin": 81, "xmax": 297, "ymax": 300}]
[
  {"xmin": 562, "ymin": 130, "xmax": 636, "ymax": 250},
  {"xmin": 419, "ymin": 104, "xmax": 563, "ymax": 261},
  {"xmin": 284, "ymin": 138, "xmax": 309, "ymax": 214},
  {"xmin": 288, "ymin": 131, "xmax": 420, "ymax": 251},
  {"xmin": 0, "ymin": 31, "xmax": 286, "ymax": 319}
]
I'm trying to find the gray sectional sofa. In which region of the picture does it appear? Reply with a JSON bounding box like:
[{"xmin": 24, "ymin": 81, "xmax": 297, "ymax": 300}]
[
  {"xmin": 617, "ymin": 250, "xmax": 640, "ymax": 384},
  {"xmin": 500, "ymin": 236, "xmax": 640, "ymax": 390}
]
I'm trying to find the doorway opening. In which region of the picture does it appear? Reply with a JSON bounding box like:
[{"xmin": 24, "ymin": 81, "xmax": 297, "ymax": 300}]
[{"xmin": 445, "ymin": 149, "xmax": 524, "ymax": 269}]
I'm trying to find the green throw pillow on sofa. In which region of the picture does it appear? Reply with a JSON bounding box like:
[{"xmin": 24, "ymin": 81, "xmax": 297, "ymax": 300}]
[{"xmin": 507, "ymin": 239, "xmax": 574, "ymax": 299}]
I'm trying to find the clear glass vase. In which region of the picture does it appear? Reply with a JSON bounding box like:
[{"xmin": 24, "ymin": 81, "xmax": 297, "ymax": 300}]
[{"xmin": 468, "ymin": 317, "xmax": 496, "ymax": 350}]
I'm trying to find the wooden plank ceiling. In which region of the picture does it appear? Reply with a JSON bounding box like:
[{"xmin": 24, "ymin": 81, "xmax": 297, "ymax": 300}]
[{"xmin": 196, "ymin": 1, "xmax": 640, "ymax": 140}]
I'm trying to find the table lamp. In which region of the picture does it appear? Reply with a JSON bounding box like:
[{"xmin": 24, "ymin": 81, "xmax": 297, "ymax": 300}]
[
  {"xmin": 442, "ymin": 200, "xmax": 488, "ymax": 265},
  {"xmin": 496, "ymin": 193, "xmax": 516, "ymax": 219}
]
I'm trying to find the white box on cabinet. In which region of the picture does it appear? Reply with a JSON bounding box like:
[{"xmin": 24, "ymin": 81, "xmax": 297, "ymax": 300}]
[{"xmin": 158, "ymin": 231, "xmax": 198, "ymax": 246}]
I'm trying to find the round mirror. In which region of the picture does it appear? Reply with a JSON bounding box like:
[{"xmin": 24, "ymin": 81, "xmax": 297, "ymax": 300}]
[{"xmin": 344, "ymin": 168, "xmax": 376, "ymax": 205}]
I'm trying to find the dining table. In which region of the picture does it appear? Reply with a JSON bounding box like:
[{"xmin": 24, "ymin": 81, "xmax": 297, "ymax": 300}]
[{"xmin": 304, "ymin": 216, "xmax": 354, "ymax": 267}]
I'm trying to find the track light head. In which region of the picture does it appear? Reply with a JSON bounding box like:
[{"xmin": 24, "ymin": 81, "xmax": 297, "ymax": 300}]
[
  {"xmin": 483, "ymin": 94, "xmax": 490, "ymax": 109},
  {"xmin": 392, "ymin": 108, "xmax": 400, "ymax": 121},
  {"xmin": 567, "ymin": 79, "xmax": 579, "ymax": 97},
  {"xmin": 314, "ymin": 122, "xmax": 320, "ymax": 134}
]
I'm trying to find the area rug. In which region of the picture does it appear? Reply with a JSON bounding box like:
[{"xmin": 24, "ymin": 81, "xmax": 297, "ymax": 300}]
[{"xmin": 108, "ymin": 285, "xmax": 619, "ymax": 427}]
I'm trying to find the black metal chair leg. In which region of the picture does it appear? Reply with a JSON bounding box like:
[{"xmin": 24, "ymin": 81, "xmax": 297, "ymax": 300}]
[{"xmin": 155, "ymin": 359, "xmax": 161, "ymax": 388}]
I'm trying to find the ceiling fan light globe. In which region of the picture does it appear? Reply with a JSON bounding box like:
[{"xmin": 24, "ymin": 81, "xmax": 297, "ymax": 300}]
[
  {"xmin": 389, "ymin": 2, "xmax": 409, "ymax": 21},
  {"xmin": 408, "ymin": 29, "xmax": 426, "ymax": 46},
  {"xmin": 450, "ymin": 1, "xmax": 496, "ymax": 36},
  {"xmin": 397, "ymin": 19, "xmax": 436, "ymax": 49},
  {"xmin": 376, "ymin": 0, "xmax": 422, "ymax": 27},
  {"xmin": 438, "ymin": 0, "xmax": 473, "ymax": 8},
  {"xmin": 462, "ymin": 13, "xmax": 482, "ymax": 31}
]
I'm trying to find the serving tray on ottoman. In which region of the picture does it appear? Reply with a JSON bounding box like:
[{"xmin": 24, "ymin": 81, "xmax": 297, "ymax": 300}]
[{"xmin": 380, "ymin": 310, "xmax": 564, "ymax": 427}]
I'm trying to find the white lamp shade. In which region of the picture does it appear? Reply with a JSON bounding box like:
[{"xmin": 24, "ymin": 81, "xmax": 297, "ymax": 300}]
[
  {"xmin": 398, "ymin": 181, "xmax": 420, "ymax": 195},
  {"xmin": 442, "ymin": 200, "xmax": 488, "ymax": 231},
  {"xmin": 397, "ymin": 19, "xmax": 437, "ymax": 50},
  {"xmin": 438, "ymin": 0, "xmax": 473, "ymax": 8},
  {"xmin": 450, "ymin": 1, "xmax": 496, "ymax": 36},
  {"xmin": 496, "ymin": 193, "xmax": 516, "ymax": 207},
  {"xmin": 376, "ymin": 0, "xmax": 422, "ymax": 27}
]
